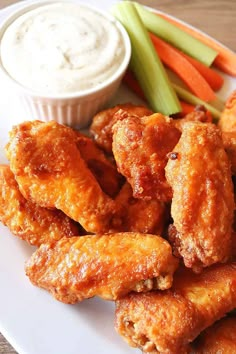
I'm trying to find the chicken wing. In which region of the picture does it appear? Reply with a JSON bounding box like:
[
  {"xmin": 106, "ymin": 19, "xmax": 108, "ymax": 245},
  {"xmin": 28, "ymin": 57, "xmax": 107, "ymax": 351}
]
[
  {"xmin": 218, "ymin": 90, "xmax": 236, "ymax": 132},
  {"xmin": 191, "ymin": 316, "xmax": 236, "ymax": 354},
  {"xmin": 112, "ymin": 112, "xmax": 181, "ymax": 202},
  {"xmin": 165, "ymin": 122, "xmax": 234, "ymax": 271},
  {"xmin": 115, "ymin": 263, "xmax": 236, "ymax": 354},
  {"xmin": 76, "ymin": 132, "xmax": 124, "ymax": 197},
  {"xmin": 5, "ymin": 120, "xmax": 123, "ymax": 234},
  {"xmin": 173, "ymin": 106, "xmax": 212, "ymax": 131},
  {"xmin": 0, "ymin": 165, "xmax": 79, "ymax": 246},
  {"xmin": 25, "ymin": 232, "xmax": 179, "ymax": 303},
  {"xmin": 217, "ymin": 91, "xmax": 236, "ymax": 174},
  {"xmin": 90, "ymin": 103, "xmax": 152, "ymax": 154},
  {"xmin": 115, "ymin": 182, "xmax": 166, "ymax": 234},
  {"xmin": 222, "ymin": 131, "xmax": 236, "ymax": 175}
]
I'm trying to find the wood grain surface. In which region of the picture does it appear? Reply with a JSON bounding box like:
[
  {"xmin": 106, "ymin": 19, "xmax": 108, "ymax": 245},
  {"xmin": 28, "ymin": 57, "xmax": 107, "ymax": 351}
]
[{"xmin": 0, "ymin": 0, "xmax": 235, "ymax": 353}]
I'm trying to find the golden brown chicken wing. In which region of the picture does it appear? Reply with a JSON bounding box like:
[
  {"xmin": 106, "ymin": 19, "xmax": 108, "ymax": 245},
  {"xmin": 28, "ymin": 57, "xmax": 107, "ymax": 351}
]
[
  {"xmin": 174, "ymin": 106, "xmax": 212, "ymax": 131},
  {"xmin": 112, "ymin": 112, "xmax": 181, "ymax": 202},
  {"xmin": 115, "ymin": 182, "xmax": 166, "ymax": 234},
  {"xmin": 90, "ymin": 103, "xmax": 153, "ymax": 154},
  {"xmin": 0, "ymin": 165, "xmax": 79, "ymax": 246},
  {"xmin": 25, "ymin": 232, "xmax": 179, "ymax": 304},
  {"xmin": 218, "ymin": 90, "xmax": 236, "ymax": 132},
  {"xmin": 76, "ymin": 132, "xmax": 124, "ymax": 197},
  {"xmin": 5, "ymin": 121, "xmax": 122, "ymax": 234},
  {"xmin": 191, "ymin": 316, "xmax": 236, "ymax": 354},
  {"xmin": 115, "ymin": 263, "xmax": 236, "ymax": 354},
  {"xmin": 222, "ymin": 131, "xmax": 236, "ymax": 175},
  {"xmin": 165, "ymin": 122, "xmax": 234, "ymax": 272}
]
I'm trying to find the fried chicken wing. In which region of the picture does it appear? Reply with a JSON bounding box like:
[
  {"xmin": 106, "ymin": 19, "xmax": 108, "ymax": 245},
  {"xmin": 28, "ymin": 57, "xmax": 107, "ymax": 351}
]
[
  {"xmin": 5, "ymin": 121, "xmax": 122, "ymax": 234},
  {"xmin": 218, "ymin": 90, "xmax": 236, "ymax": 132},
  {"xmin": 115, "ymin": 263, "xmax": 236, "ymax": 354},
  {"xmin": 217, "ymin": 91, "xmax": 236, "ymax": 174},
  {"xmin": 76, "ymin": 132, "xmax": 124, "ymax": 197},
  {"xmin": 115, "ymin": 182, "xmax": 166, "ymax": 234},
  {"xmin": 165, "ymin": 122, "xmax": 234, "ymax": 271},
  {"xmin": 90, "ymin": 103, "xmax": 153, "ymax": 154},
  {"xmin": 222, "ymin": 131, "xmax": 236, "ymax": 175},
  {"xmin": 25, "ymin": 232, "xmax": 179, "ymax": 304},
  {"xmin": 112, "ymin": 112, "xmax": 181, "ymax": 202},
  {"xmin": 0, "ymin": 165, "xmax": 79, "ymax": 246},
  {"xmin": 173, "ymin": 106, "xmax": 212, "ymax": 131},
  {"xmin": 191, "ymin": 316, "xmax": 236, "ymax": 354}
]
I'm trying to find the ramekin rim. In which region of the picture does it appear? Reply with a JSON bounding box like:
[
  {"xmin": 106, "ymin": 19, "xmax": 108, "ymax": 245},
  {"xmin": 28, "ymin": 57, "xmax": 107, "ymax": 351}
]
[{"xmin": 0, "ymin": 0, "xmax": 131, "ymax": 100}]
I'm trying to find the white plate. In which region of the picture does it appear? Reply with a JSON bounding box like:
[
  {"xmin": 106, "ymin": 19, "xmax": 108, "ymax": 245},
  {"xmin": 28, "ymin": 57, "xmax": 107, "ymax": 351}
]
[{"xmin": 0, "ymin": 2, "xmax": 235, "ymax": 354}]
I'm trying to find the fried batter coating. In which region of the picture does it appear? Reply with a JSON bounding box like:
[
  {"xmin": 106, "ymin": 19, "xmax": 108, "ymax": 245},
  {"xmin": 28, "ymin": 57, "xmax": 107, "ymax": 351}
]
[
  {"xmin": 0, "ymin": 165, "xmax": 79, "ymax": 246},
  {"xmin": 115, "ymin": 263, "xmax": 236, "ymax": 354},
  {"xmin": 165, "ymin": 122, "xmax": 234, "ymax": 271},
  {"xmin": 112, "ymin": 112, "xmax": 181, "ymax": 202},
  {"xmin": 5, "ymin": 121, "xmax": 122, "ymax": 234},
  {"xmin": 218, "ymin": 91, "xmax": 236, "ymax": 174},
  {"xmin": 222, "ymin": 132, "xmax": 236, "ymax": 175},
  {"xmin": 25, "ymin": 232, "xmax": 179, "ymax": 304},
  {"xmin": 76, "ymin": 132, "xmax": 124, "ymax": 197},
  {"xmin": 174, "ymin": 107, "xmax": 212, "ymax": 131},
  {"xmin": 115, "ymin": 182, "xmax": 166, "ymax": 234},
  {"xmin": 90, "ymin": 103, "xmax": 153, "ymax": 154},
  {"xmin": 218, "ymin": 90, "xmax": 236, "ymax": 132},
  {"xmin": 191, "ymin": 316, "xmax": 236, "ymax": 353}
]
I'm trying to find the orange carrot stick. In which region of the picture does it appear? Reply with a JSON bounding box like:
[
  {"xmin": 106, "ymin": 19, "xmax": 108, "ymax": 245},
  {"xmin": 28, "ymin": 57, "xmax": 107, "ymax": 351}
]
[
  {"xmin": 177, "ymin": 51, "xmax": 224, "ymax": 91},
  {"xmin": 158, "ymin": 12, "xmax": 236, "ymax": 77},
  {"xmin": 123, "ymin": 70, "xmax": 200, "ymax": 117},
  {"xmin": 179, "ymin": 101, "xmax": 212, "ymax": 121},
  {"xmin": 123, "ymin": 70, "xmax": 146, "ymax": 101},
  {"xmin": 149, "ymin": 32, "xmax": 215, "ymax": 102},
  {"xmin": 179, "ymin": 101, "xmax": 195, "ymax": 115}
]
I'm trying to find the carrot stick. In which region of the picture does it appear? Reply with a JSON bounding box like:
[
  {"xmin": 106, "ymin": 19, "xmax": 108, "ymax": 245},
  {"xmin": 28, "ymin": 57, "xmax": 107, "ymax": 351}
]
[
  {"xmin": 176, "ymin": 51, "xmax": 224, "ymax": 91},
  {"xmin": 123, "ymin": 70, "xmax": 146, "ymax": 101},
  {"xmin": 179, "ymin": 101, "xmax": 195, "ymax": 115},
  {"xmin": 149, "ymin": 32, "xmax": 215, "ymax": 102},
  {"xmin": 179, "ymin": 101, "xmax": 212, "ymax": 121},
  {"xmin": 123, "ymin": 70, "xmax": 214, "ymax": 119},
  {"xmin": 123, "ymin": 70, "xmax": 210, "ymax": 117},
  {"xmin": 158, "ymin": 12, "xmax": 236, "ymax": 77}
]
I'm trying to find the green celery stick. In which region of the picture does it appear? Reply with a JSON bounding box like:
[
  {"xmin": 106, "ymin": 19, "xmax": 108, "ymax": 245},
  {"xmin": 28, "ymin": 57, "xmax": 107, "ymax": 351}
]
[
  {"xmin": 172, "ymin": 83, "xmax": 221, "ymax": 119},
  {"xmin": 112, "ymin": 1, "xmax": 181, "ymax": 115},
  {"xmin": 135, "ymin": 3, "xmax": 218, "ymax": 66}
]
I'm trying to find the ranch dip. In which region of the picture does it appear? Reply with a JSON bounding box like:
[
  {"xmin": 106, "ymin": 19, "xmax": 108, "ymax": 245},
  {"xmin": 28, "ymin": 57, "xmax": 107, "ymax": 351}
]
[{"xmin": 0, "ymin": 2, "xmax": 126, "ymax": 95}]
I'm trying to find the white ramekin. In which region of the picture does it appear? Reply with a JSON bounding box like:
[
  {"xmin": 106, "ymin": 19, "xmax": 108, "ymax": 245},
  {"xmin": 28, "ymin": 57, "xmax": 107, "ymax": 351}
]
[{"xmin": 0, "ymin": 0, "xmax": 131, "ymax": 128}]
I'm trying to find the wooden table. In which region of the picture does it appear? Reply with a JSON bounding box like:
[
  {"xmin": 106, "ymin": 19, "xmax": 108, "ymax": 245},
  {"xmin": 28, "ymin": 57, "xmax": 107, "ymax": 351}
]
[{"xmin": 0, "ymin": 0, "xmax": 235, "ymax": 353}]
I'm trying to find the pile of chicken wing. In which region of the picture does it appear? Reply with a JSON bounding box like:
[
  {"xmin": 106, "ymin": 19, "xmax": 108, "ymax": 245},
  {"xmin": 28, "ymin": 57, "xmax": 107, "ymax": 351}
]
[{"xmin": 1, "ymin": 93, "xmax": 236, "ymax": 353}]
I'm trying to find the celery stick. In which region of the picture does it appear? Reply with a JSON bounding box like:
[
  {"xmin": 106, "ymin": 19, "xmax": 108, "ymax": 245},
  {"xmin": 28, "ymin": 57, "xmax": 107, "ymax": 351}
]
[
  {"xmin": 135, "ymin": 3, "xmax": 218, "ymax": 67},
  {"xmin": 172, "ymin": 83, "xmax": 221, "ymax": 119},
  {"xmin": 112, "ymin": 1, "xmax": 181, "ymax": 115}
]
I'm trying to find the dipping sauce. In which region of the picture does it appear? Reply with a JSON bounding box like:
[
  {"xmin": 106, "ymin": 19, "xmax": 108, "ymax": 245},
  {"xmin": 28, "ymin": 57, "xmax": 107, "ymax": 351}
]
[{"xmin": 0, "ymin": 2, "xmax": 126, "ymax": 95}]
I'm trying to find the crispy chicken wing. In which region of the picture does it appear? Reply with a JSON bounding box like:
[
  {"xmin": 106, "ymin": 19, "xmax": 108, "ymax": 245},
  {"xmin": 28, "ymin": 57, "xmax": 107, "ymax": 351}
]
[
  {"xmin": 174, "ymin": 106, "xmax": 212, "ymax": 131},
  {"xmin": 115, "ymin": 263, "xmax": 236, "ymax": 354},
  {"xmin": 222, "ymin": 131, "xmax": 236, "ymax": 175},
  {"xmin": 25, "ymin": 232, "xmax": 179, "ymax": 303},
  {"xmin": 191, "ymin": 316, "xmax": 236, "ymax": 354},
  {"xmin": 165, "ymin": 122, "xmax": 234, "ymax": 271},
  {"xmin": 5, "ymin": 121, "xmax": 122, "ymax": 234},
  {"xmin": 115, "ymin": 182, "xmax": 166, "ymax": 234},
  {"xmin": 90, "ymin": 103, "xmax": 152, "ymax": 154},
  {"xmin": 112, "ymin": 112, "xmax": 181, "ymax": 202},
  {"xmin": 76, "ymin": 132, "xmax": 124, "ymax": 197},
  {"xmin": 218, "ymin": 90, "xmax": 236, "ymax": 132},
  {"xmin": 0, "ymin": 165, "xmax": 79, "ymax": 246},
  {"xmin": 218, "ymin": 91, "xmax": 236, "ymax": 174}
]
